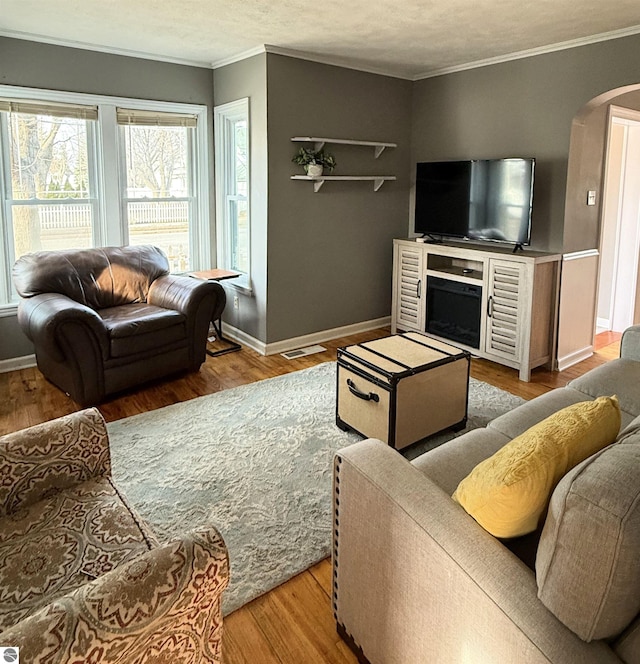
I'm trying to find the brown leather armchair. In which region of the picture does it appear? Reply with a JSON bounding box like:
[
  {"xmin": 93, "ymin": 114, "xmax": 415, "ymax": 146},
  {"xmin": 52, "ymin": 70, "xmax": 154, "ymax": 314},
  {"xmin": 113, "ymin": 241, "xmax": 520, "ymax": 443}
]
[{"xmin": 13, "ymin": 245, "xmax": 226, "ymax": 406}]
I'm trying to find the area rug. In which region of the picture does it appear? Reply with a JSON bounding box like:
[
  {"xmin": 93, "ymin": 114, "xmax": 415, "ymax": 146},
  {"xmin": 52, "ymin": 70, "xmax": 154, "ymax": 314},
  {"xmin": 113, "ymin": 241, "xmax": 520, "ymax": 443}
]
[{"xmin": 106, "ymin": 362, "xmax": 524, "ymax": 614}]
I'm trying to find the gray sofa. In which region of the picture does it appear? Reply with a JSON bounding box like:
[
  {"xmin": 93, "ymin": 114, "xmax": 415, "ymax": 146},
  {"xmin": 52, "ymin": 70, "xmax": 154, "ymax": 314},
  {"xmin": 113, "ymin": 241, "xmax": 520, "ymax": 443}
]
[{"xmin": 333, "ymin": 325, "xmax": 640, "ymax": 664}]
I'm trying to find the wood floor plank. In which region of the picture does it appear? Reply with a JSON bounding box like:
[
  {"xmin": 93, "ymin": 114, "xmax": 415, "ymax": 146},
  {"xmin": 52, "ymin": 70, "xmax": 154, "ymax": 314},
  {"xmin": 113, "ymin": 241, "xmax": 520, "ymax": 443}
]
[
  {"xmin": 308, "ymin": 558, "xmax": 333, "ymax": 599},
  {"xmin": 246, "ymin": 570, "xmax": 356, "ymax": 664},
  {"xmin": 222, "ymin": 603, "xmax": 283, "ymax": 664},
  {"xmin": 0, "ymin": 326, "xmax": 621, "ymax": 663}
]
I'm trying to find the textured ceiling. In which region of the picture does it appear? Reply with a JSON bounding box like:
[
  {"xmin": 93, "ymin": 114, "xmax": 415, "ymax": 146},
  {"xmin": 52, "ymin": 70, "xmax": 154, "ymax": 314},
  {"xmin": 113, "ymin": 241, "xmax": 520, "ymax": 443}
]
[{"xmin": 2, "ymin": 0, "xmax": 640, "ymax": 78}]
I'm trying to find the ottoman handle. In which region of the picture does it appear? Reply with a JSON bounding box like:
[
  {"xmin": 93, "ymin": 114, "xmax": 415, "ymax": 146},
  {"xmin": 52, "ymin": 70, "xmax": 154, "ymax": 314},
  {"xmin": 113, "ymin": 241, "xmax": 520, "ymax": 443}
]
[{"xmin": 347, "ymin": 378, "xmax": 380, "ymax": 403}]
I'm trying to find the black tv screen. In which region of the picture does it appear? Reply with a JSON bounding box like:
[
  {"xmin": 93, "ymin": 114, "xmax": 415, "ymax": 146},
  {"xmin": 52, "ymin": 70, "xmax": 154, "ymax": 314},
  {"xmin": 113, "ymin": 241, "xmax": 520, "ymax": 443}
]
[{"xmin": 414, "ymin": 158, "xmax": 535, "ymax": 246}]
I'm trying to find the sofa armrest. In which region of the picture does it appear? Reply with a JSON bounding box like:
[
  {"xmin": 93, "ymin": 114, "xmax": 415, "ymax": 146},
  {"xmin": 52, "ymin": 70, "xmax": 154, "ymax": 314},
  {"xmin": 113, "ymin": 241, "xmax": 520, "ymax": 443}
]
[
  {"xmin": 0, "ymin": 526, "xmax": 230, "ymax": 664},
  {"xmin": 621, "ymin": 325, "xmax": 640, "ymax": 362},
  {"xmin": 0, "ymin": 409, "xmax": 111, "ymax": 517},
  {"xmin": 334, "ymin": 439, "xmax": 621, "ymax": 664},
  {"xmin": 17, "ymin": 293, "xmax": 109, "ymax": 362},
  {"xmin": 148, "ymin": 275, "xmax": 226, "ymax": 321}
]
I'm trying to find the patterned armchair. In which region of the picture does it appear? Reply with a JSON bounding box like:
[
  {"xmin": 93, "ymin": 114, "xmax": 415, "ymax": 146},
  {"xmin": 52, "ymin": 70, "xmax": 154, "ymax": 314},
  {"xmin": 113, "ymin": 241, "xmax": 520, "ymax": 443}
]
[{"xmin": 0, "ymin": 409, "xmax": 229, "ymax": 663}]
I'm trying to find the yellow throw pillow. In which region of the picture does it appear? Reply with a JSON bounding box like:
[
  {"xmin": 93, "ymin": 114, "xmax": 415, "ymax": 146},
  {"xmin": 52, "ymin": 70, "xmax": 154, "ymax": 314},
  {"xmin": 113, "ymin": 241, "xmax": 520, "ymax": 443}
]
[{"xmin": 452, "ymin": 396, "xmax": 621, "ymax": 538}]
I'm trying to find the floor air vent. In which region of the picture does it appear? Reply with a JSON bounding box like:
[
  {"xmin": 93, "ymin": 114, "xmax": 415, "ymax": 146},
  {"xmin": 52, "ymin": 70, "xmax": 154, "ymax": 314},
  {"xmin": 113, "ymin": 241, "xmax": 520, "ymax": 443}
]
[{"xmin": 281, "ymin": 345, "xmax": 327, "ymax": 360}]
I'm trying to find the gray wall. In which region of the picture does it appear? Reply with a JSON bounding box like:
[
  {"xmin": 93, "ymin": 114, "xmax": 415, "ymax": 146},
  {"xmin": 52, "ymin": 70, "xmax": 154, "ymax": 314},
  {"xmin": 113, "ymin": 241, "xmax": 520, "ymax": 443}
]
[
  {"xmin": 411, "ymin": 34, "xmax": 640, "ymax": 253},
  {"xmin": 265, "ymin": 54, "xmax": 412, "ymax": 343},
  {"xmin": 213, "ymin": 54, "xmax": 268, "ymax": 342},
  {"xmin": 0, "ymin": 37, "xmax": 214, "ymax": 361}
]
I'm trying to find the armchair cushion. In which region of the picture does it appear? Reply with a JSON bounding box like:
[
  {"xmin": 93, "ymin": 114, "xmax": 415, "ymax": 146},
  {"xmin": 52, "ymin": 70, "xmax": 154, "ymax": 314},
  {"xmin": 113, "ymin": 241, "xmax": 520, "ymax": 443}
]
[
  {"xmin": 13, "ymin": 245, "xmax": 169, "ymax": 309},
  {"xmin": 99, "ymin": 304, "xmax": 186, "ymax": 358},
  {"xmin": 0, "ymin": 476, "xmax": 155, "ymax": 632}
]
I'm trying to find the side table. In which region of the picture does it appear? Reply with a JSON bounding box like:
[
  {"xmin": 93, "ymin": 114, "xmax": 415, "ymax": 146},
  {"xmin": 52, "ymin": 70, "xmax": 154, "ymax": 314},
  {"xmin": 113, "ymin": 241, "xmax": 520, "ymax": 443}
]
[{"xmin": 189, "ymin": 269, "xmax": 242, "ymax": 357}]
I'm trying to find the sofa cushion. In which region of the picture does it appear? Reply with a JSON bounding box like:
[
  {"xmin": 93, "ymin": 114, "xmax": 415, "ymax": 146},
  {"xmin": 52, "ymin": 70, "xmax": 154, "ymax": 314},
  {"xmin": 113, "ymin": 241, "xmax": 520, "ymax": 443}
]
[
  {"xmin": 0, "ymin": 477, "xmax": 156, "ymax": 632},
  {"xmin": 487, "ymin": 387, "xmax": 590, "ymax": 440},
  {"xmin": 536, "ymin": 429, "xmax": 640, "ymax": 642},
  {"xmin": 452, "ymin": 396, "xmax": 621, "ymax": 538},
  {"xmin": 100, "ymin": 304, "xmax": 186, "ymax": 358},
  {"xmin": 568, "ymin": 358, "xmax": 640, "ymax": 425},
  {"xmin": 413, "ymin": 427, "xmax": 511, "ymax": 495}
]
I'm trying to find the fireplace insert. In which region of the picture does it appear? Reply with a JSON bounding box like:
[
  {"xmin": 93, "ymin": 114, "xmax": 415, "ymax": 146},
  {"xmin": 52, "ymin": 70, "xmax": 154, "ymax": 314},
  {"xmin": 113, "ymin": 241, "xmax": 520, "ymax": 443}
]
[{"xmin": 426, "ymin": 276, "xmax": 482, "ymax": 349}]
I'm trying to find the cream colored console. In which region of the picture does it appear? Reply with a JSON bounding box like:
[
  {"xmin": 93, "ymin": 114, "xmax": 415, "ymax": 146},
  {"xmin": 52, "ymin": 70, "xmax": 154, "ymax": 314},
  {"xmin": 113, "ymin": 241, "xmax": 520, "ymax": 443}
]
[{"xmin": 391, "ymin": 239, "xmax": 561, "ymax": 381}]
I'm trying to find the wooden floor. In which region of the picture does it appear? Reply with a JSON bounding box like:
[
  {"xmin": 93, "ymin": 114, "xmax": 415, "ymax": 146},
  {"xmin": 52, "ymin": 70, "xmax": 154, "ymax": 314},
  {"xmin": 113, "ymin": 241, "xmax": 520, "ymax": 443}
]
[{"xmin": 0, "ymin": 329, "xmax": 622, "ymax": 663}]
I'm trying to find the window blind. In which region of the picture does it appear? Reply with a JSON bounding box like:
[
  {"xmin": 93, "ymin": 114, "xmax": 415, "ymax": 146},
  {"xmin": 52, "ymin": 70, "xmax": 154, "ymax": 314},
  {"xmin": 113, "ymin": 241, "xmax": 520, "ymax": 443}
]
[
  {"xmin": 116, "ymin": 108, "xmax": 197, "ymax": 127},
  {"xmin": 0, "ymin": 99, "xmax": 98, "ymax": 120}
]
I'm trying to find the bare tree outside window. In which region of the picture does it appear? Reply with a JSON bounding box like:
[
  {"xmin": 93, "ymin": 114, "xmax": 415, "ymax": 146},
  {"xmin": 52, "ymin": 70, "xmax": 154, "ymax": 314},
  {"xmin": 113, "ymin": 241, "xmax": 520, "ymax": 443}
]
[
  {"xmin": 8, "ymin": 113, "xmax": 93, "ymax": 258},
  {"xmin": 123, "ymin": 125, "xmax": 192, "ymax": 271}
]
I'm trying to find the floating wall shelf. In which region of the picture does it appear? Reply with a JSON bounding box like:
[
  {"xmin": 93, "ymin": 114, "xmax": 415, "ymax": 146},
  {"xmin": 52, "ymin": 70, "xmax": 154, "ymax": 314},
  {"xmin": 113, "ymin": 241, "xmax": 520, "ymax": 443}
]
[
  {"xmin": 291, "ymin": 175, "xmax": 396, "ymax": 192},
  {"xmin": 291, "ymin": 136, "xmax": 397, "ymax": 159}
]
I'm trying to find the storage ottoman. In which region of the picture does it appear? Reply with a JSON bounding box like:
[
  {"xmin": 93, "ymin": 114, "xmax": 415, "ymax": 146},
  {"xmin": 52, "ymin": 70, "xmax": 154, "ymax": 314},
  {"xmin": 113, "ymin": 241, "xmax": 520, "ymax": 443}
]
[{"xmin": 336, "ymin": 332, "xmax": 470, "ymax": 450}]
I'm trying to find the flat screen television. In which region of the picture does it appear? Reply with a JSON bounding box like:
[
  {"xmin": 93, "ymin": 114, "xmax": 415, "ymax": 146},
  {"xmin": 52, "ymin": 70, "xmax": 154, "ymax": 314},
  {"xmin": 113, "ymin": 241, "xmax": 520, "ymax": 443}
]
[{"xmin": 414, "ymin": 158, "xmax": 535, "ymax": 247}]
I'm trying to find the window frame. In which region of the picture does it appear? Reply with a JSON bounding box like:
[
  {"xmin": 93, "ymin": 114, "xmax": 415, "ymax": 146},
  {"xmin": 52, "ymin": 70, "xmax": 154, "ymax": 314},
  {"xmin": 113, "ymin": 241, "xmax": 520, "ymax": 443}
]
[
  {"xmin": 0, "ymin": 84, "xmax": 211, "ymax": 314},
  {"xmin": 214, "ymin": 98, "xmax": 251, "ymax": 291}
]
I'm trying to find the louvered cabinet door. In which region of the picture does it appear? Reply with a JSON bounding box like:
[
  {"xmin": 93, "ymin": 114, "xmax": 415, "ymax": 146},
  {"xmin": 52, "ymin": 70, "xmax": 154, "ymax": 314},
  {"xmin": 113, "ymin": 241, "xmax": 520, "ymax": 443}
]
[
  {"xmin": 393, "ymin": 245, "xmax": 425, "ymax": 332},
  {"xmin": 484, "ymin": 259, "xmax": 526, "ymax": 362}
]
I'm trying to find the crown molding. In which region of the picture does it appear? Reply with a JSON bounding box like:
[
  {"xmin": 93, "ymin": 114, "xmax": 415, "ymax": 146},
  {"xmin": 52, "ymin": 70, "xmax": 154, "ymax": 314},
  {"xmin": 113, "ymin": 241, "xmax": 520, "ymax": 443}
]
[
  {"xmin": 412, "ymin": 24, "xmax": 640, "ymax": 80},
  {"xmin": 4, "ymin": 23, "xmax": 640, "ymax": 82},
  {"xmin": 210, "ymin": 45, "xmax": 268, "ymax": 69},
  {"xmin": 0, "ymin": 28, "xmax": 212, "ymax": 68}
]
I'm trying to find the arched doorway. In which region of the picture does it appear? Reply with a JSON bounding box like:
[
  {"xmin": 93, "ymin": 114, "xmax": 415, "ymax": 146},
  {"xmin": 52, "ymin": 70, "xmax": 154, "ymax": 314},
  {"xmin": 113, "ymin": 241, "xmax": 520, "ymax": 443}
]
[{"xmin": 556, "ymin": 83, "xmax": 640, "ymax": 371}]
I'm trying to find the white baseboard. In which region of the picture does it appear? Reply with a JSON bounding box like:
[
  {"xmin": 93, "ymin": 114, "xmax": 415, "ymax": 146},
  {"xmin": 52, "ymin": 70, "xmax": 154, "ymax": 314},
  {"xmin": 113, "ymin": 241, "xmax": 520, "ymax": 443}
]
[
  {"xmin": 557, "ymin": 345, "xmax": 594, "ymax": 372},
  {"xmin": 222, "ymin": 317, "xmax": 391, "ymax": 356},
  {"xmin": 597, "ymin": 317, "xmax": 611, "ymax": 330},
  {"xmin": 220, "ymin": 323, "xmax": 267, "ymax": 355},
  {"xmin": 0, "ymin": 354, "xmax": 36, "ymax": 373}
]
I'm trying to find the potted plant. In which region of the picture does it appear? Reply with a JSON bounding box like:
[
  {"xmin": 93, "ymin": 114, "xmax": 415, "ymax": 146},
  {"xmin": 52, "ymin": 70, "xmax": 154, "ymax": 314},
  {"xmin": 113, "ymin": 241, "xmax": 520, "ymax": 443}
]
[{"xmin": 292, "ymin": 146, "xmax": 337, "ymax": 177}]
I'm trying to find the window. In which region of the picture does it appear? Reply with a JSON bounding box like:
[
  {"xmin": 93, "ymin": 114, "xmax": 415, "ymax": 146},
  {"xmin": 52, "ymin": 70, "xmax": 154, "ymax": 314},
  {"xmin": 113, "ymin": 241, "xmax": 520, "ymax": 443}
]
[
  {"xmin": 118, "ymin": 109, "xmax": 198, "ymax": 272},
  {"xmin": 1, "ymin": 100, "xmax": 99, "ymax": 262},
  {"xmin": 0, "ymin": 86, "xmax": 210, "ymax": 307},
  {"xmin": 215, "ymin": 98, "xmax": 250, "ymax": 288}
]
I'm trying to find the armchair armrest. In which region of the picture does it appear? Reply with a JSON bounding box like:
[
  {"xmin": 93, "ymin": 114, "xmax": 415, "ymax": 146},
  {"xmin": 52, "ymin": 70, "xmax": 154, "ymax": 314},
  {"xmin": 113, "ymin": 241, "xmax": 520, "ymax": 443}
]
[
  {"xmin": 1, "ymin": 526, "xmax": 230, "ymax": 664},
  {"xmin": 334, "ymin": 439, "xmax": 620, "ymax": 664},
  {"xmin": 0, "ymin": 409, "xmax": 111, "ymax": 517},
  {"xmin": 148, "ymin": 275, "xmax": 226, "ymax": 322},
  {"xmin": 621, "ymin": 325, "xmax": 640, "ymax": 362},
  {"xmin": 17, "ymin": 293, "xmax": 109, "ymax": 362}
]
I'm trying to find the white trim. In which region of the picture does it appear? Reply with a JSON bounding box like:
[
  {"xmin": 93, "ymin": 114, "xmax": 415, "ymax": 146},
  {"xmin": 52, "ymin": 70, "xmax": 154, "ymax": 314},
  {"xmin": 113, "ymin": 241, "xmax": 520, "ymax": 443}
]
[
  {"xmin": 265, "ymin": 317, "xmax": 391, "ymax": 356},
  {"xmin": 413, "ymin": 24, "xmax": 640, "ymax": 80},
  {"xmin": 0, "ymin": 354, "xmax": 36, "ymax": 373},
  {"xmin": 4, "ymin": 25, "xmax": 640, "ymax": 82},
  {"xmin": 0, "ymin": 29, "xmax": 212, "ymax": 69},
  {"xmin": 562, "ymin": 249, "xmax": 600, "ymax": 261},
  {"xmin": 556, "ymin": 345, "xmax": 594, "ymax": 372},
  {"xmin": 211, "ymin": 45, "xmax": 268, "ymax": 69},
  {"xmin": 220, "ymin": 322, "xmax": 266, "ymax": 355},
  {"xmin": 5, "ymin": 26, "xmax": 640, "ymax": 83},
  {"xmin": 597, "ymin": 317, "xmax": 611, "ymax": 330},
  {"xmin": 214, "ymin": 98, "xmax": 251, "ymax": 287},
  {"xmin": 0, "ymin": 304, "xmax": 18, "ymax": 318},
  {"xmin": 221, "ymin": 316, "xmax": 391, "ymax": 356},
  {"xmin": 0, "ymin": 84, "xmax": 208, "ymax": 117}
]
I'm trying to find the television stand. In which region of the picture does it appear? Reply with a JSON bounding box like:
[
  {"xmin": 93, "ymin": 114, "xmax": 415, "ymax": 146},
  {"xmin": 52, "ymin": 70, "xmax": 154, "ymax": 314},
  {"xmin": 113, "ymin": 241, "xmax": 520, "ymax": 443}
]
[
  {"xmin": 390, "ymin": 239, "xmax": 561, "ymax": 381},
  {"xmin": 512, "ymin": 243, "xmax": 524, "ymax": 254}
]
